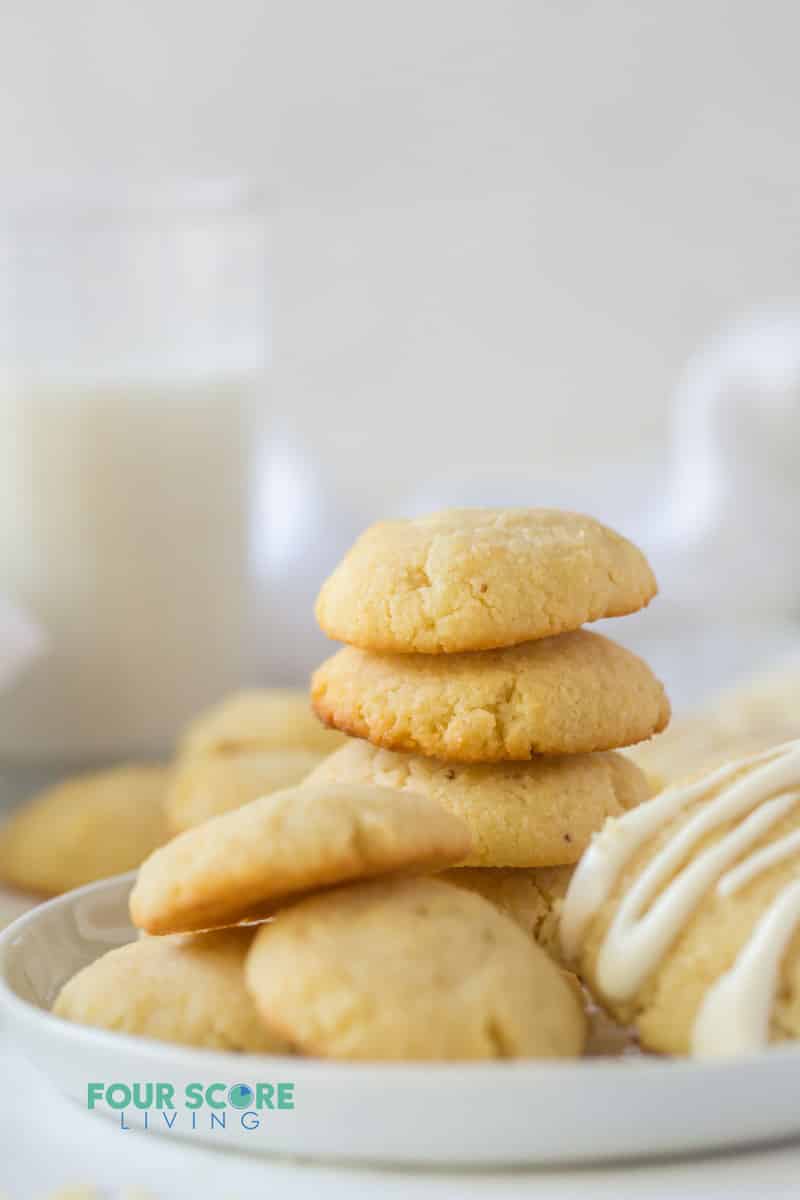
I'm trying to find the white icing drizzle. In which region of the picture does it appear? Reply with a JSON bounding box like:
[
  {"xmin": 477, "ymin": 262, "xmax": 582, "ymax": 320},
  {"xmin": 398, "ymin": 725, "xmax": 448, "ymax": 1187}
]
[
  {"xmin": 692, "ymin": 879, "xmax": 800, "ymax": 1058},
  {"xmin": 718, "ymin": 828, "xmax": 800, "ymax": 897},
  {"xmin": 559, "ymin": 743, "xmax": 787, "ymax": 963},
  {"xmin": 560, "ymin": 739, "xmax": 800, "ymax": 1057},
  {"xmin": 597, "ymin": 790, "xmax": 797, "ymax": 999}
]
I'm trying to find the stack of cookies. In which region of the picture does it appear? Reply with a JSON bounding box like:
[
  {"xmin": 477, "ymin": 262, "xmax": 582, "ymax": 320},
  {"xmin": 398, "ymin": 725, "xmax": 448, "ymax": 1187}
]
[
  {"xmin": 52, "ymin": 507, "xmax": 668, "ymax": 1063},
  {"xmin": 309, "ymin": 508, "xmax": 670, "ymax": 952}
]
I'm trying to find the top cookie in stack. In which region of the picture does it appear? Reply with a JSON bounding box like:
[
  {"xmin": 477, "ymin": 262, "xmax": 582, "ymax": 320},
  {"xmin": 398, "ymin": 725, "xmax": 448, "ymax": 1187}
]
[
  {"xmin": 309, "ymin": 509, "xmax": 669, "ymax": 928},
  {"xmin": 314, "ymin": 508, "xmax": 659, "ymax": 655}
]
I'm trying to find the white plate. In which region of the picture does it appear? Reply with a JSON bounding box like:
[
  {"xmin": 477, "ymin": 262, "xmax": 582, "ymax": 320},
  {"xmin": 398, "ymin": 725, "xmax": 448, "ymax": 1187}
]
[{"xmin": 1, "ymin": 873, "xmax": 800, "ymax": 1167}]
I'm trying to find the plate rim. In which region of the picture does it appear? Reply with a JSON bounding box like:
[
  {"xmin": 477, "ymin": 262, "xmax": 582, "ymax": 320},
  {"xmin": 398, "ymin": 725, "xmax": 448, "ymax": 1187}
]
[{"xmin": 4, "ymin": 871, "xmax": 800, "ymax": 1084}]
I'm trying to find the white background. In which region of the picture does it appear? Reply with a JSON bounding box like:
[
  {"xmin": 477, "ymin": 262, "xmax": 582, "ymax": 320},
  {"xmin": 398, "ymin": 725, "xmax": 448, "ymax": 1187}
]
[{"xmin": 3, "ymin": 1, "xmax": 800, "ymax": 494}]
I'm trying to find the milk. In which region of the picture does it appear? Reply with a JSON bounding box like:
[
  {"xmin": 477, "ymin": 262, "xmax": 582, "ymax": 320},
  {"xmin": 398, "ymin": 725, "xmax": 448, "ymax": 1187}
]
[{"xmin": 0, "ymin": 373, "xmax": 266, "ymax": 762}]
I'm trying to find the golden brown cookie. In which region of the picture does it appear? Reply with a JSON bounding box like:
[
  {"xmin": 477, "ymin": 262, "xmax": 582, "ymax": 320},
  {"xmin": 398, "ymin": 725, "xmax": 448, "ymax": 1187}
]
[
  {"xmin": 180, "ymin": 689, "xmax": 344, "ymax": 758},
  {"xmin": 0, "ymin": 765, "xmax": 170, "ymax": 897},
  {"xmin": 308, "ymin": 740, "xmax": 649, "ymax": 868},
  {"xmin": 165, "ymin": 748, "xmax": 325, "ymax": 834},
  {"xmin": 130, "ymin": 780, "xmax": 471, "ymax": 934},
  {"xmin": 315, "ymin": 508, "xmax": 657, "ymax": 654},
  {"xmin": 53, "ymin": 927, "xmax": 289, "ymax": 1052},
  {"xmin": 561, "ymin": 740, "xmax": 800, "ymax": 1056},
  {"xmin": 440, "ymin": 866, "xmax": 572, "ymax": 959},
  {"xmin": 312, "ymin": 630, "xmax": 670, "ymax": 761},
  {"xmin": 245, "ymin": 877, "xmax": 586, "ymax": 1060}
]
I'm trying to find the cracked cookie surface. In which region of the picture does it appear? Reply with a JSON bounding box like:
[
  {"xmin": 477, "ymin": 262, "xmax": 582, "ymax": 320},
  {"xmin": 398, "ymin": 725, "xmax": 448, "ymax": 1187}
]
[
  {"xmin": 244, "ymin": 876, "xmax": 586, "ymax": 1059},
  {"xmin": 312, "ymin": 630, "xmax": 669, "ymax": 761},
  {"xmin": 307, "ymin": 741, "xmax": 650, "ymax": 867},
  {"xmin": 315, "ymin": 508, "xmax": 657, "ymax": 654}
]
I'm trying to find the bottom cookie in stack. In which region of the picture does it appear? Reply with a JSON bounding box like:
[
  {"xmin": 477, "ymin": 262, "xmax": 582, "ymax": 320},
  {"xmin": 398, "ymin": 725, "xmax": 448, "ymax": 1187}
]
[
  {"xmin": 307, "ymin": 741, "xmax": 649, "ymax": 867},
  {"xmin": 306, "ymin": 740, "xmax": 651, "ymax": 958}
]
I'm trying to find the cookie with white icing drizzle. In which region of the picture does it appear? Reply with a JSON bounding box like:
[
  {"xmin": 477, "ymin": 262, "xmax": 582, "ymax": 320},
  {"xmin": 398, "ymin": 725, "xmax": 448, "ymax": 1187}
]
[{"xmin": 561, "ymin": 739, "xmax": 800, "ymax": 1057}]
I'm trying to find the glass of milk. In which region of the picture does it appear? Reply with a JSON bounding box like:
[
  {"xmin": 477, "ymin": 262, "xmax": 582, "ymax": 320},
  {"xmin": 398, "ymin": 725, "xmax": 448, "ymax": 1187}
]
[{"xmin": 0, "ymin": 178, "xmax": 269, "ymax": 782}]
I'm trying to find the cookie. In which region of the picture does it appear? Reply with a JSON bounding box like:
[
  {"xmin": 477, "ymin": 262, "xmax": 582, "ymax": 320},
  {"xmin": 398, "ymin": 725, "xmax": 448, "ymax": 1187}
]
[
  {"xmin": 307, "ymin": 741, "xmax": 649, "ymax": 867},
  {"xmin": 0, "ymin": 765, "xmax": 169, "ymax": 897},
  {"xmin": 245, "ymin": 876, "xmax": 586, "ymax": 1060},
  {"xmin": 315, "ymin": 508, "xmax": 657, "ymax": 654},
  {"xmin": 561, "ymin": 739, "xmax": 800, "ymax": 1056},
  {"xmin": 440, "ymin": 866, "xmax": 572, "ymax": 959},
  {"xmin": 626, "ymin": 662, "xmax": 800, "ymax": 785},
  {"xmin": 53, "ymin": 927, "xmax": 289, "ymax": 1052},
  {"xmin": 312, "ymin": 630, "xmax": 670, "ymax": 761},
  {"xmin": 130, "ymin": 780, "xmax": 471, "ymax": 934},
  {"xmin": 180, "ymin": 689, "xmax": 344, "ymax": 758},
  {"xmin": 623, "ymin": 719, "xmax": 728, "ymax": 791},
  {"xmin": 165, "ymin": 748, "xmax": 325, "ymax": 834}
]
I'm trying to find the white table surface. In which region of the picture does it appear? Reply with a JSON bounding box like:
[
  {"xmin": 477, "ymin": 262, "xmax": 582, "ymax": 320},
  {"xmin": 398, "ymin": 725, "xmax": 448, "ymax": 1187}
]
[{"xmin": 1, "ymin": 1031, "xmax": 799, "ymax": 1200}]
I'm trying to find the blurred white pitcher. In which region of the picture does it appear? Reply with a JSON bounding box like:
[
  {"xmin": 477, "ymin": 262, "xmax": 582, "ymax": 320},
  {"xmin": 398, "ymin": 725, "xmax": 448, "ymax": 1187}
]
[{"xmin": 657, "ymin": 307, "xmax": 800, "ymax": 621}]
